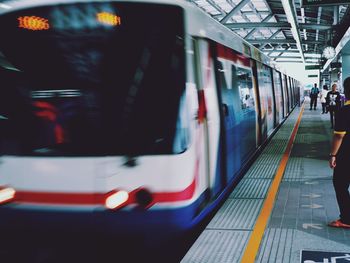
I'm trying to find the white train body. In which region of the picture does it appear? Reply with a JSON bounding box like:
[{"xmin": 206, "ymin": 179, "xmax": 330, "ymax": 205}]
[{"xmin": 0, "ymin": 0, "xmax": 301, "ymax": 239}]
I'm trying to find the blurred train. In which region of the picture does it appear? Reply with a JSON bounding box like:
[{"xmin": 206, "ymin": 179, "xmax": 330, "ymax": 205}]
[{"xmin": 0, "ymin": 0, "xmax": 302, "ymax": 242}]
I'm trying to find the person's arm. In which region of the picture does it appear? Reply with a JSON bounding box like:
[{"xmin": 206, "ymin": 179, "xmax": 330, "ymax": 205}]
[
  {"xmin": 330, "ymin": 108, "xmax": 347, "ymax": 168},
  {"xmin": 329, "ymin": 133, "xmax": 345, "ymax": 168},
  {"xmin": 326, "ymin": 92, "xmax": 330, "ymax": 105},
  {"xmin": 336, "ymin": 92, "xmax": 341, "ymax": 106}
]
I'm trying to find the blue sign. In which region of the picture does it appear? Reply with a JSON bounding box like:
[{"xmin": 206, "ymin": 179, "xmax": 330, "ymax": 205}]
[{"xmin": 301, "ymin": 250, "xmax": 350, "ymax": 263}]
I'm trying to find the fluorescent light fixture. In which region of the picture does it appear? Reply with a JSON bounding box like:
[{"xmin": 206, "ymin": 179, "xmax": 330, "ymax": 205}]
[
  {"xmin": 301, "ymin": 8, "xmax": 307, "ymax": 41},
  {"xmin": 281, "ymin": 0, "xmax": 305, "ymax": 64},
  {"xmin": 305, "ymin": 53, "xmax": 321, "ymax": 58},
  {"xmin": 301, "ymin": 8, "xmax": 305, "ymax": 23}
]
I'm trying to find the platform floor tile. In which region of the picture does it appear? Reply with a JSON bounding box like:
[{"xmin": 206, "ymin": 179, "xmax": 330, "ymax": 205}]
[
  {"xmin": 181, "ymin": 230, "xmax": 250, "ymax": 263},
  {"xmin": 256, "ymin": 108, "xmax": 350, "ymax": 262},
  {"xmin": 244, "ymin": 163, "xmax": 279, "ymax": 179},
  {"xmin": 229, "ymin": 179, "xmax": 271, "ymax": 199},
  {"xmin": 207, "ymin": 199, "xmax": 264, "ymax": 230}
]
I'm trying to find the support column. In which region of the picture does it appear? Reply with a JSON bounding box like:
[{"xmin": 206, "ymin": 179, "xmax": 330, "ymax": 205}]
[{"xmin": 341, "ymin": 54, "xmax": 350, "ymax": 84}]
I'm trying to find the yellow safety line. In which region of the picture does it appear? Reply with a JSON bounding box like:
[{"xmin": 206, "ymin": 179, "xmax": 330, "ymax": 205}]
[{"xmin": 240, "ymin": 105, "xmax": 304, "ymax": 263}]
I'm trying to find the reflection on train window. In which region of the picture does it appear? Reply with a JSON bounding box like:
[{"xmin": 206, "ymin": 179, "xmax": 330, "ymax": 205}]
[
  {"xmin": 0, "ymin": 3, "xmax": 186, "ymax": 156},
  {"xmin": 235, "ymin": 67, "xmax": 254, "ymax": 110},
  {"xmin": 217, "ymin": 61, "xmax": 228, "ymax": 90}
]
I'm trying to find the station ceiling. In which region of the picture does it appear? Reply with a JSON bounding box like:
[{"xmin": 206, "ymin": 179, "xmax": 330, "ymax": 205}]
[{"xmin": 188, "ymin": 0, "xmax": 350, "ymax": 66}]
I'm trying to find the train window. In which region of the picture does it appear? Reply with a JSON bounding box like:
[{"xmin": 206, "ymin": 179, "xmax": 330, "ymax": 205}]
[
  {"xmin": 256, "ymin": 62, "xmax": 274, "ymax": 137},
  {"xmin": 273, "ymin": 70, "xmax": 283, "ymax": 123},
  {"xmin": 237, "ymin": 67, "xmax": 254, "ymax": 110},
  {"xmin": 0, "ymin": 3, "xmax": 187, "ymax": 156},
  {"xmin": 217, "ymin": 61, "xmax": 228, "ymax": 90}
]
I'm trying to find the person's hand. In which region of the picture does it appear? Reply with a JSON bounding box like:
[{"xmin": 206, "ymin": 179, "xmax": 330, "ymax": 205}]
[{"xmin": 329, "ymin": 156, "xmax": 336, "ymax": 168}]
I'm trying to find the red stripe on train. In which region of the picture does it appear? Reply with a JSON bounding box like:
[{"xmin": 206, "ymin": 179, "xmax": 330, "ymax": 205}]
[
  {"xmin": 12, "ymin": 160, "xmax": 199, "ymax": 207},
  {"xmin": 216, "ymin": 44, "xmax": 251, "ymax": 67}
]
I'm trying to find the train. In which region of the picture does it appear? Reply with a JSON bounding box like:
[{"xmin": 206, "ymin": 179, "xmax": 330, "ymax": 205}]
[{"xmin": 0, "ymin": 0, "xmax": 301, "ymax": 244}]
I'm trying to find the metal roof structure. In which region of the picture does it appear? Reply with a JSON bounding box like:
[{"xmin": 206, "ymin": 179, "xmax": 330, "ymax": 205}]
[{"xmin": 188, "ymin": 0, "xmax": 350, "ymax": 66}]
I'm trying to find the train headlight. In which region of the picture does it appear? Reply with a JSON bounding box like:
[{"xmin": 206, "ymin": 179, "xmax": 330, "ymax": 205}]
[
  {"xmin": 105, "ymin": 190, "xmax": 129, "ymax": 210},
  {"xmin": 0, "ymin": 187, "xmax": 16, "ymax": 204}
]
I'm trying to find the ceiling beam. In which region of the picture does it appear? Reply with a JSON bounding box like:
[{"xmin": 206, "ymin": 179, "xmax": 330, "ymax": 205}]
[
  {"xmin": 260, "ymin": 30, "xmax": 283, "ymax": 49},
  {"xmin": 269, "ymin": 56, "xmax": 302, "ymax": 59},
  {"xmin": 227, "ymin": 22, "xmax": 291, "ymax": 29},
  {"xmin": 205, "ymin": 0, "xmax": 225, "ymax": 15},
  {"xmin": 281, "ymin": 0, "xmax": 305, "ymax": 63},
  {"xmin": 316, "ymin": 7, "xmax": 323, "ymax": 52},
  {"xmin": 250, "ymin": 39, "xmax": 324, "ymax": 45},
  {"xmin": 220, "ymin": 0, "xmax": 250, "ymax": 24},
  {"xmin": 275, "ymin": 60, "xmax": 303, "ymax": 63},
  {"xmin": 263, "ymin": 49, "xmax": 300, "ymax": 53},
  {"xmin": 227, "ymin": 22, "xmax": 331, "ymax": 30},
  {"xmin": 250, "ymin": 39, "xmax": 296, "ymax": 44},
  {"xmin": 300, "ymin": 23, "xmax": 332, "ymax": 30},
  {"xmin": 244, "ymin": 14, "xmax": 273, "ymax": 39}
]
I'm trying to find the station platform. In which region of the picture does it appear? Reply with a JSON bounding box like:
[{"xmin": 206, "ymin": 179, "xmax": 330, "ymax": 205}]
[{"xmin": 181, "ymin": 104, "xmax": 350, "ymax": 263}]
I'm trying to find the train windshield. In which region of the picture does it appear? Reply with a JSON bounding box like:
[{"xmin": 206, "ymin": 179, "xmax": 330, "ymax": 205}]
[{"xmin": 0, "ymin": 3, "xmax": 187, "ymax": 156}]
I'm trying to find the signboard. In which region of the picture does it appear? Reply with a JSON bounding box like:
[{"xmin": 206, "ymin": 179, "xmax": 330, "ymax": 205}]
[
  {"xmin": 302, "ymin": 0, "xmax": 350, "ymax": 6},
  {"xmin": 301, "ymin": 250, "xmax": 350, "ymax": 263},
  {"xmin": 305, "ymin": 65, "xmax": 322, "ymax": 70},
  {"xmin": 308, "ymin": 75, "xmax": 318, "ymax": 78}
]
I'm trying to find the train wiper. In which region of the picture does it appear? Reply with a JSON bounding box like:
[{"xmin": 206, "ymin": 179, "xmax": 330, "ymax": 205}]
[{"xmin": 123, "ymin": 155, "xmax": 138, "ymax": 167}]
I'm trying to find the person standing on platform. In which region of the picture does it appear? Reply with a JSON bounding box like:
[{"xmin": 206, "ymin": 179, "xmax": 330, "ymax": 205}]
[
  {"xmin": 326, "ymin": 83, "xmax": 341, "ymax": 129},
  {"xmin": 309, "ymin": 83, "xmax": 319, "ymax": 110},
  {"xmin": 328, "ymin": 77, "xmax": 350, "ymax": 229},
  {"xmin": 320, "ymin": 84, "xmax": 328, "ymax": 114}
]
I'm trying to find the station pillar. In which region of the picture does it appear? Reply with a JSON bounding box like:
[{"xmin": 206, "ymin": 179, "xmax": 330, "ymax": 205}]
[{"xmin": 341, "ymin": 54, "xmax": 350, "ymax": 85}]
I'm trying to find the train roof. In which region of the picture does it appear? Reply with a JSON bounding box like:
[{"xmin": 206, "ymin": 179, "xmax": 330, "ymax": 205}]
[{"xmin": 0, "ymin": 0, "xmax": 289, "ymax": 75}]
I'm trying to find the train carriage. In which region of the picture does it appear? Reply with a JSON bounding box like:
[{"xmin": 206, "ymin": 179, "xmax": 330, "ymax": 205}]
[{"xmin": 0, "ymin": 0, "xmax": 301, "ymax": 242}]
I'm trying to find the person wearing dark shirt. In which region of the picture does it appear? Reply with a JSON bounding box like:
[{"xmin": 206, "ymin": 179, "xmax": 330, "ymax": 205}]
[
  {"xmin": 309, "ymin": 83, "xmax": 319, "ymax": 110},
  {"xmin": 328, "ymin": 77, "xmax": 350, "ymax": 228},
  {"xmin": 326, "ymin": 83, "xmax": 341, "ymax": 128}
]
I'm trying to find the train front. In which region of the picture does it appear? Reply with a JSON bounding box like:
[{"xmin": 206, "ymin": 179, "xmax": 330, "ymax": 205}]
[{"xmin": 0, "ymin": 1, "xmax": 200, "ymax": 243}]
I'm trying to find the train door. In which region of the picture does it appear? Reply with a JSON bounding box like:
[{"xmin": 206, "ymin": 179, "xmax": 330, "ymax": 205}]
[
  {"xmin": 282, "ymin": 74, "xmax": 289, "ymax": 116},
  {"xmin": 215, "ymin": 44, "xmax": 257, "ymax": 183},
  {"xmin": 288, "ymin": 77, "xmax": 294, "ymax": 108},
  {"xmin": 269, "ymin": 67, "xmax": 277, "ymax": 129},
  {"xmin": 256, "ymin": 62, "xmax": 275, "ymax": 137},
  {"xmin": 193, "ymin": 38, "xmax": 223, "ymax": 197},
  {"xmin": 273, "ymin": 69, "xmax": 283, "ymax": 125}
]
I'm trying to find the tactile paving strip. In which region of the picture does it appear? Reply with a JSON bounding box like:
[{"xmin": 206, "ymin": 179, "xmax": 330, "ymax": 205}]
[
  {"xmin": 229, "ymin": 179, "xmax": 272, "ymax": 199},
  {"xmin": 282, "ymin": 157, "xmax": 303, "ymax": 181},
  {"xmin": 245, "ymin": 163, "xmax": 279, "ymax": 179},
  {"xmin": 244, "ymin": 163, "xmax": 278, "ymax": 179},
  {"xmin": 254, "ymin": 153, "xmax": 284, "ymax": 165},
  {"xmin": 207, "ymin": 199, "xmax": 263, "ymax": 230},
  {"xmin": 294, "ymin": 134, "xmax": 328, "ymax": 144},
  {"xmin": 263, "ymin": 140, "xmax": 288, "ymax": 155},
  {"xmin": 256, "ymin": 228, "xmax": 295, "ymax": 263},
  {"xmin": 181, "ymin": 230, "xmax": 250, "ymax": 263}
]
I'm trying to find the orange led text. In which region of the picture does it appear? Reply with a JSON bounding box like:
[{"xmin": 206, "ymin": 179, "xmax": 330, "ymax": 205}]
[
  {"xmin": 18, "ymin": 16, "xmax": 50, "ymax": 31},
  {"xmin": 96, "ymin": 12, "xmax": 121, "ymax": 26}
]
